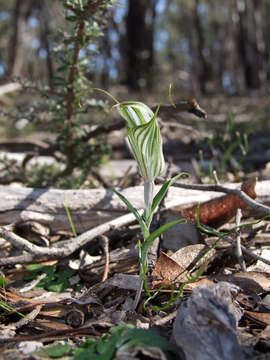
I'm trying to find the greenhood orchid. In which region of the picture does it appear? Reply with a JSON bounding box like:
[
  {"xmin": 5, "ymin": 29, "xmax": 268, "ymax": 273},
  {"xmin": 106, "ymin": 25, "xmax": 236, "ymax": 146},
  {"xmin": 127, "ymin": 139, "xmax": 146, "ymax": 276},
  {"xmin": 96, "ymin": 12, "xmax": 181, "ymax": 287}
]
[
  {"xmin": 94, "ymin": 88, "xmax": 187, "ymax": 309},
  {"xmin": 115, "ymin": 101, "xmax": 165, "ymax": 182}
]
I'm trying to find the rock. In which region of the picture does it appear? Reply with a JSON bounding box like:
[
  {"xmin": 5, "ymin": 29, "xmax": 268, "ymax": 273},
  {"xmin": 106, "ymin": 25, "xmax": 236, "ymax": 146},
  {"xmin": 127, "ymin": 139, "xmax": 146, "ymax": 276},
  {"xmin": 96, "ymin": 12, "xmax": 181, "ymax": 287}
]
[{"xmin": 172, "ymin": 282, "xmax": 244, "ymax": 360}]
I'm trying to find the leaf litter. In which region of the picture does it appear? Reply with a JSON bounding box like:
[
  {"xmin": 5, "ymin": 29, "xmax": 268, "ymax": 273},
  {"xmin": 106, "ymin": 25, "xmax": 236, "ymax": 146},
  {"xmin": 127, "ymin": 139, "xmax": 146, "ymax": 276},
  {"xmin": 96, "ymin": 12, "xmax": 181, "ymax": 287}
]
[{"xmin": 0, "ymin": 179, "xmax": 269, "ymax": 359}]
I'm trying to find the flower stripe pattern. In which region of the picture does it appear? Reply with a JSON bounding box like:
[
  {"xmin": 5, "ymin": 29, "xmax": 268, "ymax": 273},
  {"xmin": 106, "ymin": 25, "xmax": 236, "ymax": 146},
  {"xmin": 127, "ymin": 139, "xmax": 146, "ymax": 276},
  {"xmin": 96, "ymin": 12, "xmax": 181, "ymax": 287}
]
[{"xmin": 115, "ymin": 101, "xmax": 165, "ymax": 181}]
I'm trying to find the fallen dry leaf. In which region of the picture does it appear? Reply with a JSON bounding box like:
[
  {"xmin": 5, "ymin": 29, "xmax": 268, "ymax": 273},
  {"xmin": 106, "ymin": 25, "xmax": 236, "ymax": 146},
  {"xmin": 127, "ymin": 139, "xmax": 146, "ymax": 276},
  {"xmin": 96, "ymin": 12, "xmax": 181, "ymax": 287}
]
[
  {"xmin": 171, "ymin": 244, "xmax": 216, "ymax": 270},
  {"xmin": 152, "ymin": 252, "xmax": 186, "ymax": 287},
  {"xmin": 181, "ymin": 178, "xmax": 257, "ymax": 225}
]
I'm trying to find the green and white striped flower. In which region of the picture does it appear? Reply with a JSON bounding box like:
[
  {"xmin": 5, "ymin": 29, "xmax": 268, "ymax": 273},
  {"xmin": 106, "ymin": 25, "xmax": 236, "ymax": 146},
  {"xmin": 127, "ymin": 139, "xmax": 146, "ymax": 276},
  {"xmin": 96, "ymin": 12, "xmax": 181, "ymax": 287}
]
[{"xmin": 115, "ymin": 101, "xmax": 165, "ymax": 182}]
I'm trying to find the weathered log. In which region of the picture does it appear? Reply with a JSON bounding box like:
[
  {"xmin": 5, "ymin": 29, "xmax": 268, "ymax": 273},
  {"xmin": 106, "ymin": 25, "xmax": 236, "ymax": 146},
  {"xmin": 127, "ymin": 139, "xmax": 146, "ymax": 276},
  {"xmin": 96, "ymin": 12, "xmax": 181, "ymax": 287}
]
[
  {"xmin": 0, "ymin": 181, "xmax": 269, "ymax": 232},
  {"xmin": 0, "ymin": 82, "xmax": 21, "ymax": 97}
]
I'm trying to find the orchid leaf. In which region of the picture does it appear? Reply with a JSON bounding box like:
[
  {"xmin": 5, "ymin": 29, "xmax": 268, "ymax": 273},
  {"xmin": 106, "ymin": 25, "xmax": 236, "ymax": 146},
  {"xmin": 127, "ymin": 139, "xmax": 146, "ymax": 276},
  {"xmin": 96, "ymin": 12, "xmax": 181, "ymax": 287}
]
[
  {"xmin": 151, "ymin": 173, "xmax": 188, "ymax": 216},
  {"xmin": 113, "ymin": 188, "xmax": 148, "ymax": 236}
]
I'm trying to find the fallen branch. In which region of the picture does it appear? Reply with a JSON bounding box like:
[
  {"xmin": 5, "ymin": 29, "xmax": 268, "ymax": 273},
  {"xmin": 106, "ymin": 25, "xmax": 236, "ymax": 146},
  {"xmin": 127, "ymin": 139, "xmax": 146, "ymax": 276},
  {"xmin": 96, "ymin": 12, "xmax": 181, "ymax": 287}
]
[
  {"xmin": 0, "ymin": 181, "xmax": 269, "ymax": 232},
  {"xmin": 1, "ymin": 194, "xmax": 208, "ymax": 265},
  {"xmin": 222, "ymin": 235, "xmax": 270, "ymax": 266},
  {"xmin": 1, "ymin": 180, "xmax": 269, "ymax": 267},
  {"xmin": 173, "ymin": 180, "xmax": 270, "ymax": 216}
]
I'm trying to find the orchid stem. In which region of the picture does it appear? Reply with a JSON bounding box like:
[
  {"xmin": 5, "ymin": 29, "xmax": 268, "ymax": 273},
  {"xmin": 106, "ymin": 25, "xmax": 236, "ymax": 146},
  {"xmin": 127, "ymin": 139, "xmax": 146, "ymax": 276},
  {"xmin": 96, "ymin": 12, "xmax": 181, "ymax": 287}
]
[
  {"xmin": 133, "ymin": 180, "xmax": 155, "ymax": 309},
  {"xmin": 144, "ymin": 180, "xmax": 154, "ymax": 222}
]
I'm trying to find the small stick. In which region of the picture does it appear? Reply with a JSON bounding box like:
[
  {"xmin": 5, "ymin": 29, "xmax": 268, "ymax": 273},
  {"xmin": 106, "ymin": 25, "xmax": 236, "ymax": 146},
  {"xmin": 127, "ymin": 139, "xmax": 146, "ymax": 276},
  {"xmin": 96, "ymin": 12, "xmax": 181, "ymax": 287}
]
[
  {"xmin": 133, "ymin": 279, "xmax": 144, "ymax": 310},
  {"xmin": 223, "ymin": 235, "xmax": 270, "ymax": 266},
  {"xmin": 212, "ymin": 170, "xmax": 220, "ymax": 185},
  {"xmin": 100, "ymin": 235, "xmax": 110, "ymax": 282},
  {"xmin": 235, "ymin": 209, "xmax": 246, "ymax": 271},
  {"xmin": 153, "ymin": 310, "xmax": 177, "ymax": 326}
]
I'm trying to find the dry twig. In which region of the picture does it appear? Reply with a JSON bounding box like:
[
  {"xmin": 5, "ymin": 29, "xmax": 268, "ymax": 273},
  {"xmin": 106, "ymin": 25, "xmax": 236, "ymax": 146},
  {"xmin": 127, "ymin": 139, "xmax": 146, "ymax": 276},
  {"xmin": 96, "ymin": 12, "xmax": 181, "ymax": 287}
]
[
  {"xmin": 235, "ymin": 209, "xmax": 246, "ymax": 271},
  {"xmin": 172, "ymin": 181, "xmax": 270, "ymax": 215}
]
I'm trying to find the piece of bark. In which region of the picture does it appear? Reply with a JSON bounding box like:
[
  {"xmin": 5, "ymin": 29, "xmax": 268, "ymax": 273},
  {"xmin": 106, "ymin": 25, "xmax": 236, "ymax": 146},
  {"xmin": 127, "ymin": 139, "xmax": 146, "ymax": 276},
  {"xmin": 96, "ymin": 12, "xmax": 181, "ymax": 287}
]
[
  {"xmin": 172, "ymin": 282, "xmax": 244, "ymax": 360},
  {"xmin": 181, "ymin": 179, "xmax": 257, "ymax": 226},
  {"xmin": 0, "ymin": 181, "xmax": 269, "ymax": 232}
]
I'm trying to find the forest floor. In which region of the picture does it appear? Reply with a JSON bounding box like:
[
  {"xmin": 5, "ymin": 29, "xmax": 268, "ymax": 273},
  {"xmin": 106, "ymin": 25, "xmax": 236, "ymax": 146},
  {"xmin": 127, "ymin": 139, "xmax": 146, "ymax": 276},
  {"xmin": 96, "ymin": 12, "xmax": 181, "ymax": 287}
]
[{"xmin": 0, "ymin": 92, "xmax": 269, "ymax": 359}]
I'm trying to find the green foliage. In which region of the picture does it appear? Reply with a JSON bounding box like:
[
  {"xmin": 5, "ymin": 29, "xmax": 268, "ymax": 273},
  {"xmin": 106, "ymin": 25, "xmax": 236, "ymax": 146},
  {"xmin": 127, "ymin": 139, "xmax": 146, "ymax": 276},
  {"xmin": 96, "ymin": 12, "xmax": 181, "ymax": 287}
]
[
  {"xmin": 6, "ymin": 0, "xmax": 114, "ymax": 188},
  {"xmin": 46, "ymin": 1, "xmax": 114, "ymax": 186},
  {"xmin": 0, "ymin": 275, "xmax": 6, "ymax": 288},
  {"xmin": 25, "ymin": 264, "xmax": 75, "ymax": 292},
  {"xmin": 35, "ymin": 325, "xmax": 176, "ymax": 359},
  {"xmin": 74, "ymin": 325, "xmax": 176, "ymax": 360},
  {"xmin": 40, "ymin": 344, "xmax": 72, "ymax": 359}
]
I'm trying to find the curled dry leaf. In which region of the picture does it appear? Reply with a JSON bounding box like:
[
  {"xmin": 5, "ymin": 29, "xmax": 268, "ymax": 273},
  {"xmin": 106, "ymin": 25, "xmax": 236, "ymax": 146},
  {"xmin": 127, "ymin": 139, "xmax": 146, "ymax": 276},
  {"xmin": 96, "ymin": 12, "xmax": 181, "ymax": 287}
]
[
  {"xmin": 152, "ymin": 245, "xmax": 215, "ymax": 287},
  {"xmin": 152, "ymin": 252, "xmax": 186, "ymax": 287},
  {"xmin": 171, "ymin": 244, "xmax": 216, "ymax": 270},
  {"xmin": 181, "ymin": 178, "xmax": 257, "ymax": 226}
]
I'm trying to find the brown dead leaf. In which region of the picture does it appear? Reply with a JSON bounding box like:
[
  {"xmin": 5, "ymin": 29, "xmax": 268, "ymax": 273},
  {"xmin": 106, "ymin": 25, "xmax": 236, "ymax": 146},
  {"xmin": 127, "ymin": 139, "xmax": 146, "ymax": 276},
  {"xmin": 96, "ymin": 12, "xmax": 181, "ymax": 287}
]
[
  {"xmin": 171, "ymin": 244, "xmax": 216, "ymax": 270},
  {"xmin": 181, "ymin": 178, "xmax": 257, "ymax": 225},
  {"xmin": 152, "ymin": 252, "xmax": 186, "ymax": 287},
  {"xmin": 245, "ymin": 310, "xmax": 270, "ymax": 325}
]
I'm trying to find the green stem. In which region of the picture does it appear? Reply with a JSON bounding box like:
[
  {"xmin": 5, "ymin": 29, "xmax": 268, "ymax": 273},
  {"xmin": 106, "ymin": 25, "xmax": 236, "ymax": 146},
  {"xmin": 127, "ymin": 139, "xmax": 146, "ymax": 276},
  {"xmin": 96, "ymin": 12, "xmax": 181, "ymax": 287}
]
[
  {"xmin": 134, "ymin": 180, "xmax": 154, "ymax": 309},
  {"xmin": 144, "ymin": 180, "xmax": 154, "ymax": 222}
]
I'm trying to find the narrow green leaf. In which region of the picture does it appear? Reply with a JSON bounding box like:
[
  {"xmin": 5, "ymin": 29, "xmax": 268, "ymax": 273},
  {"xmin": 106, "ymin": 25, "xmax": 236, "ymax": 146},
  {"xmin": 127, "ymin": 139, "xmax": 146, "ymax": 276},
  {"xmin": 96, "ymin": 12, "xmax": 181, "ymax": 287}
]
[
  {"xmin": 64, "ymin": 201, "xmax": 77, "ymax": 237},
  {"xmin": 0, "ymin": 276, "xmax": 7, "ymax": 288},
  {"xmin": 93, "ymin": 88, "xmax": 119, "ymax": 105},
  {"xmin": 141, "ymin": 219, "xmax": 185, "ymax": 265},
  {"xmin": 113, "ymin": 188, "xmax": 148, "ymax": 235},
  {"xmin": 151, "ymin": 173, "xmax": 189, "ymax": 215},
  {"xmin": 168, "ymin": 83, "xmax": 176, "ymax": 108}
]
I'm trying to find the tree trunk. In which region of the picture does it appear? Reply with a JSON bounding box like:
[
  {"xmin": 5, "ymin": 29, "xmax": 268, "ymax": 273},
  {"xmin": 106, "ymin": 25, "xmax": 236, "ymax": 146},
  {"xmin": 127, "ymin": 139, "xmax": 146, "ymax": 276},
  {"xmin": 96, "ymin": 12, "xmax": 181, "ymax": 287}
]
[
  {"xmin": 39, "ymin": 2, "xmax": 54, "ymax": 90},
  {"xmin": 234, "ymin": 0, "xmax": 261, "ymax": 89},
  {"xmin": 7, "ymin": 0, "xmax": 33, "ymax": 78},
  {"xmin": 126, "ymin": 0, "xmax": 155, "ymax": 89},
  {"xmin": 192, "ymin": 0, "xmax": 212, "ymax": 94}
]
